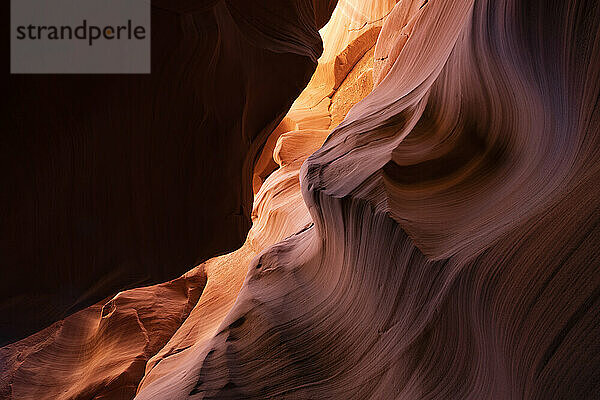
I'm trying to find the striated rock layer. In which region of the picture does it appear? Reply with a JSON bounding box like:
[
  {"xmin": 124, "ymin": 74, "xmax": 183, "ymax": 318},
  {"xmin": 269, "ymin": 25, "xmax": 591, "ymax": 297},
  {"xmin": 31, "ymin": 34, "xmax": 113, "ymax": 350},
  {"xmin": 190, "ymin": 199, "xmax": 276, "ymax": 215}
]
[
  {"xmin": 3, "ymin": 0, "xmax": 600, "ymax": 398},
  {"xmin": 176, "ymin": 0, "xmax": 600, "ymax": 398}
]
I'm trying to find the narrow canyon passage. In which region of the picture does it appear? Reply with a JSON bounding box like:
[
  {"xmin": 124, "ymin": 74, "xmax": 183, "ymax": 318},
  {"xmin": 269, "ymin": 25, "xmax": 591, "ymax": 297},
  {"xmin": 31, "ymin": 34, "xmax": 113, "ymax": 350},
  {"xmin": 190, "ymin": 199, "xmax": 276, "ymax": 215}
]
[
  {"xmin": 2, "ymin": 0, "xmax": 600, "ymax": 399},
  {"xmin": 2, "ymin": 1, "xmax": 399, "ymax": 398}
]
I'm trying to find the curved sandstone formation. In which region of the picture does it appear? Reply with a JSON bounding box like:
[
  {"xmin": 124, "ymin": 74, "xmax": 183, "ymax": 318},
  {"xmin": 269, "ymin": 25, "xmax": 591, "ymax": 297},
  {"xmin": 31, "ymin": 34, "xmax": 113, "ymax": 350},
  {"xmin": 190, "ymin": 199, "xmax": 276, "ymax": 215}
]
[
  {"xmin": 3, "ymin": 0, "xmax": 600, "ymax": 398},
  {"xmin": 0, "ymin": 272, "xmax": 206, "ymax": 399},
  {"xmin": 171, "ymin": 0, "xmax": 600, "ymax": 398}
]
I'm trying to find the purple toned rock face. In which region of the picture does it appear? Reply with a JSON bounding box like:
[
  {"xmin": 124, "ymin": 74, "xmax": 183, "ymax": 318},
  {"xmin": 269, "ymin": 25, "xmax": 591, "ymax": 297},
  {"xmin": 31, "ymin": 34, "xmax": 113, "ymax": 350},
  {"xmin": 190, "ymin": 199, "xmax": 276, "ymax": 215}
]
[
  {"xmin": 2, "ymin": 0, "xmax": 600, "ymax": 399},
  {"xmin": 1, "ymin": 0, "xmax": 337, "ymax": 344}
]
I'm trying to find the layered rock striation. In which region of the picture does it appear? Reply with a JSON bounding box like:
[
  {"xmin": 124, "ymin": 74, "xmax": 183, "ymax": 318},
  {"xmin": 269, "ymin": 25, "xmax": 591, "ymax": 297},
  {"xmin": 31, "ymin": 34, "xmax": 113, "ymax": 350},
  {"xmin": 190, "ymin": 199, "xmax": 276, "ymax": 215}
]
[{"xmin": 3, "ymin": 0, "xmax": 600, "ymax": 399}]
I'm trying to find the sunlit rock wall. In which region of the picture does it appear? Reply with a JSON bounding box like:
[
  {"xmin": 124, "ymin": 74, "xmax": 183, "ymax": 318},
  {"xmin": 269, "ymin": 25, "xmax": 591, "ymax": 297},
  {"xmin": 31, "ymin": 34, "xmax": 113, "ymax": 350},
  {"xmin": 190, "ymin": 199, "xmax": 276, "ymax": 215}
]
[{"xmin": 3, "ymin": 0, "xmax": 600, "ymax": 399}]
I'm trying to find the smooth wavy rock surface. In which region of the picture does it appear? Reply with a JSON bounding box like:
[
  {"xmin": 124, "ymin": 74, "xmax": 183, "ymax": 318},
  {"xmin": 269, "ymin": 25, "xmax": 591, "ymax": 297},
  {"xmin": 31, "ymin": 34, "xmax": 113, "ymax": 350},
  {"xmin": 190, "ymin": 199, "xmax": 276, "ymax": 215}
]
[
  {"xmin": 181, "ymin": 0, "xmax": 600, "ymax": 398},
  {"xmin": 3, "ymin": 0, "xmax": 600, "ymax": 398}
]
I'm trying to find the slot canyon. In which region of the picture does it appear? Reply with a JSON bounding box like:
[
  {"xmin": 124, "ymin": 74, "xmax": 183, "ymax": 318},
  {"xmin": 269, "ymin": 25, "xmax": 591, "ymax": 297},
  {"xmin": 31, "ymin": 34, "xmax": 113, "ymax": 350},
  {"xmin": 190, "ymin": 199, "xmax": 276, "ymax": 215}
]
[{"xmin": 2, "ymin": 0, "xmax": 600, "ymax": 399}]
